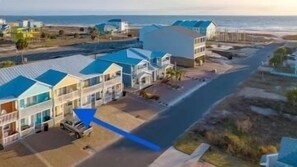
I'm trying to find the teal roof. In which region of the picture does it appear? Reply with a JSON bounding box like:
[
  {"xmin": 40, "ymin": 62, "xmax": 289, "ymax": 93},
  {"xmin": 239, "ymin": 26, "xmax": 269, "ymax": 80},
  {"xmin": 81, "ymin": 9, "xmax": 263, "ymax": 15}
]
[
  {"xmin": 98, "ymin": 48, "xmax": 168, "ymax": 66},
  {"xmin": 0, "ymin": 76, "xmax": 36, "ymax": 98},
  {"xmin": 98, "ymin": 49, "xmax": 144, "ymax": 66},
  {"xmin": 81, "ymin": 60, "xmax": 114, "ymax": 74},
  {"xmin": 278, "ymin": 137, "xmax": 297, "ymax": 166},
  {"xmin": 173, "ymin": 20, "xmax": 215, "ymax": 29},
  {"xmin": 36, "ymin": 69, "xmax": 68, "ymax": 87}
]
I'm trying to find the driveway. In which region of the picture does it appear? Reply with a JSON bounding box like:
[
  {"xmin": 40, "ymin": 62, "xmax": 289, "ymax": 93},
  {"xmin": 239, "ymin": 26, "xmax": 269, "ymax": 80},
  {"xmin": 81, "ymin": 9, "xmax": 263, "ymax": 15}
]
[{"xmin": 77, "ymin": 42, "xmax": 283, "ymax": 167}]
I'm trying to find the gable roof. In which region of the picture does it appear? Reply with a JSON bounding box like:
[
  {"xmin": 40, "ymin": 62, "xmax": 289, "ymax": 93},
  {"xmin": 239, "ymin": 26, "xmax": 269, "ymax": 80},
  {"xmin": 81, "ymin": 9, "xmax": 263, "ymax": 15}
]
[
  {"xmin": 36, "ymin": 69, "xmax": 68, "ymax": 87},
  {"xmin": 173, "ymin": 20, "xmax": 216, "ymax": 29},
  {"xmin": 0, "ymin": 76, "xmax": 38, "ymax": 98},
  {"xmin": 97, "ymin": 49, "xmax": 145, "ymax": 66},
  {"xmin": 98, "ymin": 48, "xmax": 168, "ymax": 66},
  {"xmin": 0, "ymin": 55, "xmax": 103, "ymax": 86},
  {"xmin": 81, "ymin": 60, "xmax": 115, "ymax": 74},
  {"xmin": 108, "ymin": 19, "xmax": 123, "ymax": 22},
  {"xmin": 151, "ymin": 26, "xmax": 204, "ymax": 38},
  {"xmin": 278, "ymin": 137, "xmax": 297, "ymax": 166}
]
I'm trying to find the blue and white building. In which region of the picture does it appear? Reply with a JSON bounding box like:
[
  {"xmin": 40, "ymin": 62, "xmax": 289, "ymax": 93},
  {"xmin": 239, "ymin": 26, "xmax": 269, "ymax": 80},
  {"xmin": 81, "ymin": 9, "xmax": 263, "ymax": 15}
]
[
  {"xmin": 172, "ymin": 20, "xmax": 217, "ymax": 39},
  {"xmin": 97, "ymin": 48, "xmax": 173, "ymax": 90},
  {"xmin": 139, "ymin": 24, "xmax": 163, "ymax": 42},
  {"xmin": 96, "ymin": 19, "xmax": 128, "ymax": 34}
]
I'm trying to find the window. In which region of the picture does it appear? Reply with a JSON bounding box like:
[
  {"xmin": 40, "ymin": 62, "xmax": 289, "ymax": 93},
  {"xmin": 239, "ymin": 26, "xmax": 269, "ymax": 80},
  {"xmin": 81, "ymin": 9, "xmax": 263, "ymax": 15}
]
[
  {"xmin": 95, "ymin": 92, "xmax": 101, "ymax": 100},
  {"xmin": 20, "ymin": 99, "xmax": 25, "ymax": 108},
  {"xmin": 42, "ymin": 109, "xmax": 51, "ymax": 122}
]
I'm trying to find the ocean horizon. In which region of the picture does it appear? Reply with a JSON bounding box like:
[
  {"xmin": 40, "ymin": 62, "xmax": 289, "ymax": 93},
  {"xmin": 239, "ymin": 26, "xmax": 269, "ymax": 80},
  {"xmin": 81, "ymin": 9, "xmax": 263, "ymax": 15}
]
[{"xmin": 1, "ymin": 15, "xmax": 297, "ymax": 32}]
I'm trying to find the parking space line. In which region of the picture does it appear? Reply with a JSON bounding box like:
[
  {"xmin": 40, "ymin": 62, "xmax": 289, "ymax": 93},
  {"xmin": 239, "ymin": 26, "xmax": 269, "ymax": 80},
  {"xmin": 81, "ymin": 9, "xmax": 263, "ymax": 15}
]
[{"xmin": 20, "ymin": 139, "xmax": 53, "ymax": 167}]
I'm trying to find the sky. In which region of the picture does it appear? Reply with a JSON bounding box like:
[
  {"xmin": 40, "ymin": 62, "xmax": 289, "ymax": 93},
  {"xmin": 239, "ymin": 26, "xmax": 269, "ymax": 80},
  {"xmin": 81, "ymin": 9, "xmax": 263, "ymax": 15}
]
[{"xmin": 0, "ymin": 0, "xmax": 297, "ymax": 16}]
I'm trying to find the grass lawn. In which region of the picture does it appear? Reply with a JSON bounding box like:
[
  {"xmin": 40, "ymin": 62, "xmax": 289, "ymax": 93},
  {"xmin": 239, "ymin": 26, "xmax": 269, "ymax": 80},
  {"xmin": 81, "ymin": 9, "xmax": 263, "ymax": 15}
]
[
  {"xmin": 201, "ymin": 148, "xmax": 258, "ymax": 167},
  {"xmin": 174, "ymin": 132, "xmax": 257, "ymax": 167}
]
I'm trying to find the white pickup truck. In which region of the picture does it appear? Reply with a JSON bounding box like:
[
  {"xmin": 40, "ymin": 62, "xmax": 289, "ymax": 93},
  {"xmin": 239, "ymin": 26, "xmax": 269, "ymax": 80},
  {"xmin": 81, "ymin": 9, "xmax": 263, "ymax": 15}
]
[{"xmin": 60, "ymin": 117, "xmax": 93, "ymax": 139}]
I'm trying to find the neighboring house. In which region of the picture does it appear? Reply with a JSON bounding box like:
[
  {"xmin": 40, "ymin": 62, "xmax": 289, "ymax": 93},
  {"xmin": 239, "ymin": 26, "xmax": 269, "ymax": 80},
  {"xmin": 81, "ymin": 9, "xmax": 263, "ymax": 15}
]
[
  {"xmin": 260, "ymin": 137, "xmax": 297, "ymax": 167},
  {"xmin": 172, "ymin": 20, "xmax": 217, "ymax": 40},
  {"xmin": 107, "ymin": 19, "xmax": 128, "ymax": 33},
  {"xmin": 143, "ymin": 26, "xmax": 206, "ymax": 67},
  {"xmin": 0, "ymin": 55, "xmax": 123, "ymax": 147},
  {"xmin": 0, "ymin": 24, "xmax": 10, "ymax": 36},
  {"xmin": 97, "ymin": 48, "xmax": 173, "ymax": 90},
  {"xmin": 0, "ymin": 76, "xmax": 53, "ymax": 147},
  {"xmin": 139, "ymin": 24, "xmax": 163, "ymax": 42},
  {"xmin": 19, "ymin": 20, "xmax": 43, "ymax": 28},
  {"xmin": 36, "ymin": 70, "xmax": 81, "ymax": 124},
  {"xmin": 95, "ymin": 23, "xmax": 118, "ymax": 34},
  {"xmin": 0, "ymin": 18, "xmax": 6, "ymax": 25},
  {"xmin": 96, "ymin": 19, "xmax": 128, "ymax": 34}
]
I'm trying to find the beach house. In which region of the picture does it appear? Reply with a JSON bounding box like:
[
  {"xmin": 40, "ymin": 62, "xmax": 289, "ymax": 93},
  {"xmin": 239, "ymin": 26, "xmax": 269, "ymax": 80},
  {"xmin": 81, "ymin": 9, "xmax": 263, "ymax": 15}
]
[
  {"xmin": 143, "ymin": 26, "xmax": 206, "ymax": 67},
  {"xmin": 260, "ymin": 137, "xmax": 297, "ymax": 167},
  {"xmin": 0, "ymin": 76, "xmax": 53, "ymax": 146},
  {"xmin": 19, "ymin": 19, "xmax": 43, "ymax": 28},
  {"xmin": 139, "ymin": 24, "xmax": 163, "ymax": 42},
  {"xmin": 0, "ymin": 55, "xmax": 123, "ymax": 147},
  {"xmin": 96, "ymin": 19, "xmax": 128, "ymax": 34},
  {"xmin": 97, "ymin": 48, "xmax": 173, "ymax": 90},
  {"xmin": 172, "ymin": 20, "xmax": 217, "ymax": 40},
  {"xmin": 0, "ymin": 18, "xmax": 6, "ymax": 25}
]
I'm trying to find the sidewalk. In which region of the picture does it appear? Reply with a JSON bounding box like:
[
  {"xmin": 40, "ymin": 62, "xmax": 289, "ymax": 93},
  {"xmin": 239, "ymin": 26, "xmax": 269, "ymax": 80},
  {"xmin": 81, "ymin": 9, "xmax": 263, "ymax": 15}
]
[{"xmin": 149, "ymin": 144, "xmax": 212, "ymax": 167}]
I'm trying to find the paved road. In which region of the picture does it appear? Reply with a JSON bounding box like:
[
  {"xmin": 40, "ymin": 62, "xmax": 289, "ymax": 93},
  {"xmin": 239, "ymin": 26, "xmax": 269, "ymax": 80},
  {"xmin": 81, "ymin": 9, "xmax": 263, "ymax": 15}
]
[
  {"xmin": 0, "ymin": 39, "xmax": 139, "ymax": 64},
  {"xmin": 77, "ymin": 42, "xmax": 283, "ymax": 167}
]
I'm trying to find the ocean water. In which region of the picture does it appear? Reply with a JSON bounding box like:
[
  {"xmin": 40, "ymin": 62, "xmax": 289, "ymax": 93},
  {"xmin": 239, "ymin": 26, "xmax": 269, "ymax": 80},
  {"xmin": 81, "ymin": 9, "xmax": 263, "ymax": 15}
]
[{"xmin": 1, "ymin": 15, "xmax": 297, "ymax": 32}]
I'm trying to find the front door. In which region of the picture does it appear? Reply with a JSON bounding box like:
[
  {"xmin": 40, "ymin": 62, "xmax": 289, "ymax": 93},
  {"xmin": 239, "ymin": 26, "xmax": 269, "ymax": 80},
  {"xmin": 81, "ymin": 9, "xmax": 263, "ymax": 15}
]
[
  {"xmin": 91, "ymin": 94, "xmax": 96, "ymax": 108},
  {"xmin": 64, "ymin": 101, "xmax": 73, "ymax": 117}
]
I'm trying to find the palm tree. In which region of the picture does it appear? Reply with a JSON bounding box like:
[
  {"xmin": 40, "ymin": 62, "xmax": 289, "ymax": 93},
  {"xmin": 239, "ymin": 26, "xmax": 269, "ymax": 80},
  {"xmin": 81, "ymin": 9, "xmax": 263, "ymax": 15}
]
[
  {"xmin": 89, "ymin": 27, "xmax": 99, "ymax": 40},
  {"xmin": 16, "ymin": 39, "xmax": 28, "ymax": 64}
]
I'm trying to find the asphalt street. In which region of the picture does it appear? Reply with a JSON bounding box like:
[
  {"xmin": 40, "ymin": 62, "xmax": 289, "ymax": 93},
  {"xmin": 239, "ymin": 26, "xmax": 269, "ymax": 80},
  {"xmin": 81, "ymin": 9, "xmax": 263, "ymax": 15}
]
[{"xmin": 77, "ymin": 42, "xmax": 283, "ymax": 167}]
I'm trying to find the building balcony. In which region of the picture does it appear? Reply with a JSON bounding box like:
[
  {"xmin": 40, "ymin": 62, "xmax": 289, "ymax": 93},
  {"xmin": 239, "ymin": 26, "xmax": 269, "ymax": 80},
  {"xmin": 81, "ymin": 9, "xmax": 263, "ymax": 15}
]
[
  {"xmin": 54, "ymin": 90, "xmax": 80, "ymax": 105},
  {"xmin": 0, "ymin": 111, "xmax": 18, "ymax": 126},
  {"xmin": 20, "ymin": 126, "xmax": 34, "ymax": 138},
  {"xmin": 104, "ymin": 77, "xmax": 122, "ymax": 87},
  {"xmin": 20, "ymin": 100, "xmax": 52, "ymax": 118},
  {"xmin": 82, "ymin": 83, "xmax": 103, "ymax": 95},
  {"xmin": 1, "ymin": 132, "xmax": 19, "ymax": 147}
]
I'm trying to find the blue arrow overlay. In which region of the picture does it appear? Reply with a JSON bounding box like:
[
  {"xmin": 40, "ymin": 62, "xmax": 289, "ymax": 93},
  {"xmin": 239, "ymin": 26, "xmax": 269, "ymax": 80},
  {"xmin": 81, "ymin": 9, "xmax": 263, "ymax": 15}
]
[{"xmin": 73, "ymin": 108, "xmax": 161, "ymax": 152}]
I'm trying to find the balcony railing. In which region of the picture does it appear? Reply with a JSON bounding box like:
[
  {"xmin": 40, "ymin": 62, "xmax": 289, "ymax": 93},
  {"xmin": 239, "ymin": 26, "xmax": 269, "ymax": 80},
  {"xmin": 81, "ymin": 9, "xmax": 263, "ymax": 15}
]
[
  {"xmin": 2, "ymin": 132, "xmax": 19, "ymax": 146},
  {"xmin": 82, "ymin": 83, "xmax": 103, "ymax": 95},
  {"xmin": 54, "ymin": 90, "xmax": 80, "ymax": 105},
  {"xmin": 20, "ymin": 100, "xmax": 52, "ymax": 118},
  {"xmin": 104, "ymin": 77, "xmax": 122, "ymax": 87},
  {"xmin": 20, "ymin": 127, "xmax": 34, "ymax": 138},
  {"xmin": 0, "ymin": 111, "xmax": 18, "ymax": 126}
]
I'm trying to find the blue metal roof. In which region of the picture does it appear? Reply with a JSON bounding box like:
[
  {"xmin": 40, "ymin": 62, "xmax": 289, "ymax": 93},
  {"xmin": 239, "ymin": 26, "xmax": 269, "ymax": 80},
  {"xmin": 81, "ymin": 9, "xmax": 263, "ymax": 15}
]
[
  {"xmin": 81, "ymin": 60, "xmax": 114, "ymax": 74},
  {"xmin": 36, "ymin": 69, "xmax": 68, "ymax": 86},
  {"xmin": 278, "ymin": 137, "xmax": 297, "ymax": 166},
  {"xmin": 98, "ymin": 49, "xmax": 144, "ymax": 66},
  {"xmin": 108, "ymin": 19, "xmax": 123, "ymax": 22},
  {"xmin": 0, "ymin": 76, "xmax": 36, "ymax": 98},
  {"xmin": 173, "ymin": 20, "xmax": 214, "ymax": 29}
]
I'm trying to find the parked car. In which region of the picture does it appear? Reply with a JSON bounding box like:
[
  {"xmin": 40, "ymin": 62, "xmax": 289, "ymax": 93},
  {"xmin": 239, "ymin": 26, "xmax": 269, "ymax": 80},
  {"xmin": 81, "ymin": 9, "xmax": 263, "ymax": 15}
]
[{"xmin": 60, "ymin": 117, "xmax": 93, "ymax": 139}]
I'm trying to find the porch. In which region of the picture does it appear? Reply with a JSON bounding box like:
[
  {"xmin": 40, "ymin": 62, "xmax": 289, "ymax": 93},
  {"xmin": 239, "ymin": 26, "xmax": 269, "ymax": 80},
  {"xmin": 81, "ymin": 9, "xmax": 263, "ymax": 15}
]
[
  {"xmin": 0, "ymin": 122, "xmax": 19, "ymax": 146},
  {"xmin": 53, "ymin": 99, "xmax": 79, "ymax": 124},
  {"xmin": 133, "ymin": 72, "xmax": 153, "ymax": 90},
  {"xmin": 0, "ymin": 101, "xmax": 18, "ymax": 126}
]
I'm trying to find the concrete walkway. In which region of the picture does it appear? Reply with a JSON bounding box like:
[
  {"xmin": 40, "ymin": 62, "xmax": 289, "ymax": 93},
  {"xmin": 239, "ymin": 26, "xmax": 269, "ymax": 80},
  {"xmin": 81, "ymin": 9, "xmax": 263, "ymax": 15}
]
[{"xmin": 150, "ymin": 143, "xmax": 211, "ymax": 167}]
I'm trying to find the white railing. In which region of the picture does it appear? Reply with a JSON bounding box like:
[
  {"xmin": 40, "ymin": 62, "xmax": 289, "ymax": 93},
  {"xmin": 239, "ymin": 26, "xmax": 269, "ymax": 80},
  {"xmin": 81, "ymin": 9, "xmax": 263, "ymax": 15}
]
[
  {"xmin": 20, "ymin": 100, "xmax": 52, "ymax": 118},
  {"xmin": 135, "ymin": 67, "xmax": 148, "ymax": 75},
  {"xmin": 82, "ymin": 83, "xmax": 103, "ymax": 95},
  {"xmin": 2, "ymin": 133, "xmax": 19, "ymax": 146},
  {"xmin": 95, "ymin": 99, "xmax": 103, "ymax": 106},
  {"xmin": 20, "ymin": 127, "xmax": 34, "ymax": 138},
  {"xmin": 0, "ymin": 111, "xmax": 18, "ymax": 126},
  {"xmin": 104, "ymin": 77, "xmax": 122, "ymax": 87},
  {"xmin": 54, "ymin": 90, "xmax": 80, "ymax": 105}
]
